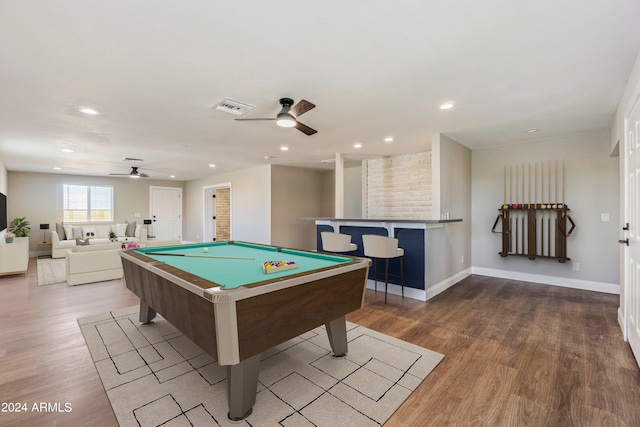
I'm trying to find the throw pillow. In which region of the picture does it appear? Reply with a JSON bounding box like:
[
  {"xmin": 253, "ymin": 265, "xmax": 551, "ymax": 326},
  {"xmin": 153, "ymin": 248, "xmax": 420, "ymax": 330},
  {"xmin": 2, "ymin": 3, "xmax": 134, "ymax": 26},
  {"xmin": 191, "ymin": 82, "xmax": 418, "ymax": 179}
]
[
  {"xmin": 116, "ymin": 223, "xmax": 127, "ymax": 237},
  {"xmin": 63, "ymin": 224, "xmax": 73, "ymax": 240},
  {"xmin": 72, "ymin": 227, "xmax": 83, "ymax": 239},
  {"xmin": 76, "ymin": 238, "xmax": 91, "ymax": 246},
  {"xmin": 125, "ymin": 221, "xmax": 137, "ymax": 237},
  {"xmin": 56, "ymin": 222, "xmax": 66, "ymax": 240}
]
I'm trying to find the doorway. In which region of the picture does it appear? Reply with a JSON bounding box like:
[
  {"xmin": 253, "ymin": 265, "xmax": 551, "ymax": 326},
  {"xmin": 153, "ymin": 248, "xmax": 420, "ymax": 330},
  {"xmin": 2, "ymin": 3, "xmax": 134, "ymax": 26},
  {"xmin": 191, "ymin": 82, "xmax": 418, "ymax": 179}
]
[{"xmin": 203, "ymin": 184, "xmax": 231, "ymax": 242}]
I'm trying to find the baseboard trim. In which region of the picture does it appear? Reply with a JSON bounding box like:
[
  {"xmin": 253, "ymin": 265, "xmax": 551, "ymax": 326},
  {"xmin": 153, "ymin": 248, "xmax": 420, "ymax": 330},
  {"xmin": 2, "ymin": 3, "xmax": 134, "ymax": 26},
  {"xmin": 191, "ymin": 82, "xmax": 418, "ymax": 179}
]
[
  {"xmin": 471, "ymin": 267, "xmax": 620, "ymax": 295},
  {"xmin": 365, "ymin": 268, "xmax": 472, "ymax": 302},
  {"xmin": 426, "ymin": 268, "xmax": 472, "ymax": 300},
  {"xmin": 618, "ymin": 307, "xmax": 627, "ymax": 341}
]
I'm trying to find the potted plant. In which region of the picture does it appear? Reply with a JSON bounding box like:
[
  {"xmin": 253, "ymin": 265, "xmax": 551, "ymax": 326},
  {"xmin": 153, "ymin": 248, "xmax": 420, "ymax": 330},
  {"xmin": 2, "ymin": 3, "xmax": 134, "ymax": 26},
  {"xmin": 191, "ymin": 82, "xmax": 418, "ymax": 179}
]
[
  {"xmin": 5, "ymin": 231, "xmax": 15, "ymax": 243},
  {"xmin": 9, "ymin": 217, "xmax": 30, "ymax": 237},
  {"xmin": 109, "ymin": 230, "xmax": 117, "ymax": 242}
]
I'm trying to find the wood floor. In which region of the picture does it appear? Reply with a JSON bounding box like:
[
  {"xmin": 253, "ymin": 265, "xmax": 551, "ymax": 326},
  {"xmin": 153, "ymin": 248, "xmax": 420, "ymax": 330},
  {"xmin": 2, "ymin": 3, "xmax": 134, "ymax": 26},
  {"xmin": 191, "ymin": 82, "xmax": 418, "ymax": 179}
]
[{"xmin": 1, "ymin": 260, "xmax": 639, "ymax": 426}]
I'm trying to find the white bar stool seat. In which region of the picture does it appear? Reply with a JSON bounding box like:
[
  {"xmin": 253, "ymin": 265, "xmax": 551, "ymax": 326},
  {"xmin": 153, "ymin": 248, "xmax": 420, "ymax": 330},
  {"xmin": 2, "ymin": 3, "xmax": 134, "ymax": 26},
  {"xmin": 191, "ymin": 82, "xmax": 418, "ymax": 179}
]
[
  {"xmin": 362, "ymin": 234, "xmax": 404, "ymax": 304},
  {"xmin": 321, "ymin": 232, "xmax": 357, "ymax": 255}
]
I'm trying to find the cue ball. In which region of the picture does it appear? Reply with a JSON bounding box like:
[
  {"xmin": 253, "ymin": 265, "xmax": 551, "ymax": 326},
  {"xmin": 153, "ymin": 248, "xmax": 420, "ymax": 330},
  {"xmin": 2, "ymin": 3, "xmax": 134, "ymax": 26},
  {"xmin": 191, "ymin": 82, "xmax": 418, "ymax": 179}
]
[{"xmin": 203, "ymin": 248, "xmax": 208, "ymax": 253}]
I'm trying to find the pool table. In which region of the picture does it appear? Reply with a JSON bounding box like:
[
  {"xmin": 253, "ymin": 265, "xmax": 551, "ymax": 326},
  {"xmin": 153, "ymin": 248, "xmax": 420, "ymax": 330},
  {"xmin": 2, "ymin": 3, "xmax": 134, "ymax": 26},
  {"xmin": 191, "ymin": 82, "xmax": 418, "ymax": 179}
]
[{"xmin": 119, "ymin": 241, "xmax": 370, "ymax": 420}]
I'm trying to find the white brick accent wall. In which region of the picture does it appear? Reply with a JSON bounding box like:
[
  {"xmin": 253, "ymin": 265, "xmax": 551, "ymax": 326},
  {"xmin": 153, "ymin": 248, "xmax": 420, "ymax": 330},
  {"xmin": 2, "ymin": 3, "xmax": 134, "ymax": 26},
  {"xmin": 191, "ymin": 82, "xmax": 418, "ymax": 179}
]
[{"xmin": 366, "ymin": 152, "xmax": 432, "ymax": 218}]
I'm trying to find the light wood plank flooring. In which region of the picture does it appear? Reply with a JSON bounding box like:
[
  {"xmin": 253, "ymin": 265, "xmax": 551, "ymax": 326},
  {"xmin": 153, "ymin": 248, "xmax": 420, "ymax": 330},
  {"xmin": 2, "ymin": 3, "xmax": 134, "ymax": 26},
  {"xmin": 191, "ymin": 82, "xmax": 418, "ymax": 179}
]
[{"xmin": 1, "ymin": 259, "xmax": 639, "ymax": 426}]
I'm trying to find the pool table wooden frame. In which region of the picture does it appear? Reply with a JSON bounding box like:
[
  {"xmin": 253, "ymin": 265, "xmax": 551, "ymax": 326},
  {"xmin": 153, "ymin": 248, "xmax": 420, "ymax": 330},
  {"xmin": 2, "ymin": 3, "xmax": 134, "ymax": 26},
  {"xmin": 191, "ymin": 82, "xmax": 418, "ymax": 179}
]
[{"xmin": 120, "ymin": 241, "xmax": 369, "ymax": 420}]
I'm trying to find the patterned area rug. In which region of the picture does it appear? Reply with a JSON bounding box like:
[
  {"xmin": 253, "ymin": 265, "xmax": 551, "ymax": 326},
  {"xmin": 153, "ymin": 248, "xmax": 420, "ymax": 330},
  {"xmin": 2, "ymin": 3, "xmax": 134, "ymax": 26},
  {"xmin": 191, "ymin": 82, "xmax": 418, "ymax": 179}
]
[
  {"xmin": 78, "ymin": 306, "xmax": 444, "ymax": 427},
  {"xmin": 37, "ymin": 257, "xmax": 66, "ymax": 286}
]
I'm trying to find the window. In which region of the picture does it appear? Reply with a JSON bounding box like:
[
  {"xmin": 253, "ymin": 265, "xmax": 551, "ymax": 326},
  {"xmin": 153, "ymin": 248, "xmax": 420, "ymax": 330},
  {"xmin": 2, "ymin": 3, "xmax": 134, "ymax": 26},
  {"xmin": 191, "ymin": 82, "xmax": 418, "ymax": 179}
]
[{"xmin": 63, "ymin": 185, "xmax": 113, "ymax": 222}]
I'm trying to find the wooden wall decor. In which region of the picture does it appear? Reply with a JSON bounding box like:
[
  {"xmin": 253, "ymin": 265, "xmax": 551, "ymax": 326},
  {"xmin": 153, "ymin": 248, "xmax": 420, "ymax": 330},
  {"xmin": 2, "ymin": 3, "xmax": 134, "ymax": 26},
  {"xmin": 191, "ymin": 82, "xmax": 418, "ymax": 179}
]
[{"xmin": 491, "ymin": 160, "xmax": 575, "ymax": 263}]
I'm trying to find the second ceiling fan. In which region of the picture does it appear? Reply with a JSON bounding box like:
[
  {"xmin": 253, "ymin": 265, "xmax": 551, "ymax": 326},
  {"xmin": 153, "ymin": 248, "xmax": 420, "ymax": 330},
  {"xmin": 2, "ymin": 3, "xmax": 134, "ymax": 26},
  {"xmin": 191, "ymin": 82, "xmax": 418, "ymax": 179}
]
[{"xmin": 235, "ymin": 98, "xmax": 317, "ymax": 135}]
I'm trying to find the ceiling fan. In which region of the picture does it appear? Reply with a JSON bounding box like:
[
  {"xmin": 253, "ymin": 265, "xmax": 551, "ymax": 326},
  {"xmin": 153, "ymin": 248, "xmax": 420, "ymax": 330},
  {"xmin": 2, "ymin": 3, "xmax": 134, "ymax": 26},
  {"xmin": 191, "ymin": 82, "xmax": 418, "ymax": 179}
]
[
  {"xmin": 109, "ymin": 166, "xmax": 149, "ymax": 178},
  {"xmin": 235, "ymin": 98, "xmax": 317, "ymax": 135}
]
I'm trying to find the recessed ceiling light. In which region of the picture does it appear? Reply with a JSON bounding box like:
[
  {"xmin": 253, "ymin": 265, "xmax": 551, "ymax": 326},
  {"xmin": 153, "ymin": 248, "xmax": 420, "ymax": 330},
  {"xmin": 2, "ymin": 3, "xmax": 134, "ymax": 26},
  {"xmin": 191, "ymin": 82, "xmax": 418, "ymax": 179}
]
[
  {"xmin": 61, "ymin": 148, "xmax": 73, "ymax": 153},
  {"xmin": 170, "ymin": 175, "xmax": 176, "ymax": 178},
  {"xmin": 280, "ymin": 146, "xmax": 289, "ymax": 151},
  {"xmin": 526, "ymin": 128, "xmax": 539, "ymax": 133},
  {"xmin": 264, "ymin": 156, "xmax": 272, "ymax": 160},
  {"xmin": 77, "ymin": 106, "xmax": 100, "ymax": 115},
  {"xmin": 353, "ymin": 143, "xmax": 362, "ymax": 149},
  {"xmin": 209, "ymin": 164, "xmax": 216, "ymax": 168},
  {"xmin": 384, "ymin": 137, "xmax": 394, "ymax": 142},
  {"xmin": 53, "ymin": 167, "xmax": 61, "ymax": 170},
  {"xmin": 439, "ymin": 102, "xmax": 455, "ymax": 110}
]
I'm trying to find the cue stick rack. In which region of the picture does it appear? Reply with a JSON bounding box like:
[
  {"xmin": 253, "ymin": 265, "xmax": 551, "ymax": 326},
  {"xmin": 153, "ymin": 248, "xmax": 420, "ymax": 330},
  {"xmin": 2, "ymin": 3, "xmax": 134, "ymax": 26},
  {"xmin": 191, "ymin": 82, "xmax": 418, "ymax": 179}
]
[{"xmin": 491, "ymin": 160, "xmax": 576, "ymax": 263}]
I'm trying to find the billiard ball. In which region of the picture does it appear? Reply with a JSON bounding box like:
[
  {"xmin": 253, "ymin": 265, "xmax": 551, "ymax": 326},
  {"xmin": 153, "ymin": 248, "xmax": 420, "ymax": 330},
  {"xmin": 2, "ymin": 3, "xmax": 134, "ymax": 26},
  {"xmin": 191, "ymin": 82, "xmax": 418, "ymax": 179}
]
[{"xmin": 203, "ymin": 248, "xmax": 208, "ymax": 253}]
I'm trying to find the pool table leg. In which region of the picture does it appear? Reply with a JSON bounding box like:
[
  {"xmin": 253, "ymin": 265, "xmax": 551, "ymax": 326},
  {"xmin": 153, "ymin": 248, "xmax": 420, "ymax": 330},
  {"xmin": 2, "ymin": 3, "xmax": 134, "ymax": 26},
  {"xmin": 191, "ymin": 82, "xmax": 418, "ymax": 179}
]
[
  {"xmin": 325, "ymin": 315, "xmax": 348, "ymax": 357},
  {"xmin": 227, "ymin": 353, "xmax": 261, "ymax": 421},
  {"xmin": 139, "ymin": 301, "xmax": 156, "ymax": 325}
]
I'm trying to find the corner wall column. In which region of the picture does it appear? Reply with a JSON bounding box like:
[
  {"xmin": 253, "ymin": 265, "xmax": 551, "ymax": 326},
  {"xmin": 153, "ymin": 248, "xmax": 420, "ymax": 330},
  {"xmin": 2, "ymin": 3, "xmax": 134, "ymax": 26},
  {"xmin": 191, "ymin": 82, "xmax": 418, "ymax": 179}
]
[{"xmin": 335, "ymin": 153, "xmax": 344, "ymax": 217}]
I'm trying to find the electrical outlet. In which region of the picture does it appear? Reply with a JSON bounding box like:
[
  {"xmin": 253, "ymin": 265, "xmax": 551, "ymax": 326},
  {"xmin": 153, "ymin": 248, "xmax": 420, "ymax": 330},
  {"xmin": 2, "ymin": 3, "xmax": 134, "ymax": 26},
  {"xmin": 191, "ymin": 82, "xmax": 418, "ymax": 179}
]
[
  {"xmin": 601, "ymin": 213, "xmax": 609, "ymax": 222},
  {"xmin": 461, "ymin": 255, "xmax": 464, "ymax": 264}
]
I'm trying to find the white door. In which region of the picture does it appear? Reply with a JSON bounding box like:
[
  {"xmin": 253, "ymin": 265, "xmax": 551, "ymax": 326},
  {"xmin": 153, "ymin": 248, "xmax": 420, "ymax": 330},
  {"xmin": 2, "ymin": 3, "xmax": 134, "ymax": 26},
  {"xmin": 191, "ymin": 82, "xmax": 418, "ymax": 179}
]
[
  {"xmin": 150, "ymin": 187, "xmax": 182, "ymax": 241},
  {"xmin": 625, "ymin": 94, "xmax": 640, "ymax": 367}
]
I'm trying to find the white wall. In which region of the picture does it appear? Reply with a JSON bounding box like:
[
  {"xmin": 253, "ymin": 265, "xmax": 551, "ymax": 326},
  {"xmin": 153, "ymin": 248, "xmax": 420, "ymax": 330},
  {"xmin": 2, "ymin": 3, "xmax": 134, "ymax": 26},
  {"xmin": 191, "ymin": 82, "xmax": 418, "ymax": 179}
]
[
  {"xmin": 320, "ymin": 170, "xmax": 335, "ymax": 217},
  {"xmin": 419, "ymin": 134, "xmax": 473, "ymax": 294},
  {"xmin": 271, "ymin": 165, "xmax": 325, "ymax": 250},
  {"xmin": 344, "ymin": 164, "xmax": 362, "ymax": 218},
  {"xmin": 184, "ymin": 165, "xmax": 271, "ymax": 245},
  {"xmin": 472, "ymin": 130, "xmax": 619, "ymax": 291},
  {"xmin": 612, "ymin": 52, "xmax": 640, "ymax": 153},
  {"xmin": 0, "ymin": 156, "xmax": 7, "ymax": 195}
]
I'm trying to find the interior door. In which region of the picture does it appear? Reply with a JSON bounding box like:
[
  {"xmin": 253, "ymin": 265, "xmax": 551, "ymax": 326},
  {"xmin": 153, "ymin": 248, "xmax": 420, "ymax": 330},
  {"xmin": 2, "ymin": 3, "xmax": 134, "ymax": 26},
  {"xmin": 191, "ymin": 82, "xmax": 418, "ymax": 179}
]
[
  {"xmin": 625, "ymin": 95, "xmax": 640, "ymax": 367},
  {"xmin": 150, "ymin": 187, "xmax": 182, "ymax": 241}
]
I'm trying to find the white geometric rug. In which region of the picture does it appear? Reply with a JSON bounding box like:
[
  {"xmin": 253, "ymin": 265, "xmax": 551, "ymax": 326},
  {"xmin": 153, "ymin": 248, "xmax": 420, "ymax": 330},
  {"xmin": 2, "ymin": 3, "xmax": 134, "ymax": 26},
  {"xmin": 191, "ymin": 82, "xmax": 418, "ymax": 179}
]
[
  {"xmin": 78, "ymin": 306, "xmax": 444, "ymax": 427},
  {"xmin": 37, "ymin": 257, "xmax": 66, "ymax": 286}
]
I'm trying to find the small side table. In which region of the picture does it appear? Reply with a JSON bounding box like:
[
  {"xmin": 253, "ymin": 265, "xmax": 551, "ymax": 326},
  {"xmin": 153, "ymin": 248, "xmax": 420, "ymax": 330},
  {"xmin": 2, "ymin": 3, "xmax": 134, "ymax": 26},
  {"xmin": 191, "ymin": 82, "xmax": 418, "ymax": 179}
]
[{"xmin": 37, "ymin": 241, "xmax": 52, "ymax": 259}]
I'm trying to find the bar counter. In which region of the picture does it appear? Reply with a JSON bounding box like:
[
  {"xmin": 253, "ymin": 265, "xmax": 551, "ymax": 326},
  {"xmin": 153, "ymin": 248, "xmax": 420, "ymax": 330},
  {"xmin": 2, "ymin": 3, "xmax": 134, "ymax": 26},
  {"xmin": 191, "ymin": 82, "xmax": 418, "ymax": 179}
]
[{"xmin": 298, "ymin": 217, "xmax": 463, "ymax": 301}]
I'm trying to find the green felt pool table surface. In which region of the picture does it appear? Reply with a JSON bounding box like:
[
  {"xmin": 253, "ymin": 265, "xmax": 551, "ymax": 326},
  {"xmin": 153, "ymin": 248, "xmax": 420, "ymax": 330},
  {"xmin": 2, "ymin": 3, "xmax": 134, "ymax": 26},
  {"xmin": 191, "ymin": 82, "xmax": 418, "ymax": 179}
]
[{"xmin": 135, "ymin": 241, "xmax": 352, "ymax": 289}]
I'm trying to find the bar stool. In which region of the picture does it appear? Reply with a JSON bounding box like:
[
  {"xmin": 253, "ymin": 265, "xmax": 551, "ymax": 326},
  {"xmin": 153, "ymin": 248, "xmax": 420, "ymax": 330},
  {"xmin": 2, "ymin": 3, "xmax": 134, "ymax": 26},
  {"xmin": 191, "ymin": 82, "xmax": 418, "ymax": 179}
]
[
  {"xmin": 321, "ymin": 232, "xmax": 357, "ymax": 255},
  {"xmin": 362, "ymin": 234, "xmax": 404, "ymax": 304}
]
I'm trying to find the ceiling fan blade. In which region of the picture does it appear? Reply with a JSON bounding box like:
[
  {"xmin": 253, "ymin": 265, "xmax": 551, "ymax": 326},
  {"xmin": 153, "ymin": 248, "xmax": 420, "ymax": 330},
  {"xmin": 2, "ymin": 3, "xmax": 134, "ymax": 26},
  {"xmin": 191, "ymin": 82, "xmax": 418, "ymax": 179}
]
[
  {"xmin": 139, "ymin": 173, "xmax": 149, "ymax": 178},
  {"xmin": 109, "ymin": 173, "xmax": 129, "ymax": 176},
  {"xmin": 294, "ymin": 121, "xmax": 317, "ymax": 136},
  {"xmin": 291, "ymin": 100, "xmax": 315, "ymax": 118},
  {"xmin": 234, "ymin": 118, "xmax": 276, "ymax": 121}
]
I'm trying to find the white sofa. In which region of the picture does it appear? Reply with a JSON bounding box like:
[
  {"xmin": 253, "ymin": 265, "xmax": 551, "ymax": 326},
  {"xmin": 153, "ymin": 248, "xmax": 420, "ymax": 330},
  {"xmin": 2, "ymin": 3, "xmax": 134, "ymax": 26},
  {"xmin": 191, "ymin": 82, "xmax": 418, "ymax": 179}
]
[
  {"xmin": 52, "ymin": 222, "xmax": 147, "ymax": 258},
  {"xmin": 65, "ymin": 243, "xmax": 124, "ymax": 286}
]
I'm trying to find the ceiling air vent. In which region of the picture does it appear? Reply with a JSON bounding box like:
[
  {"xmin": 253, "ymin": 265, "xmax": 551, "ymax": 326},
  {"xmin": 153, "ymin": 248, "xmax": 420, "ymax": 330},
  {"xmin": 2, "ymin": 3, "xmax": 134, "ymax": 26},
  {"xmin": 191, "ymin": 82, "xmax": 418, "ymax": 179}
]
[
  {"xmin": 123, "ymin": 157, "xmax": 143, "ymax": 163},
  {"xmin": 213, "ymin": 98, "xmax": 256, "ymax": 116}
]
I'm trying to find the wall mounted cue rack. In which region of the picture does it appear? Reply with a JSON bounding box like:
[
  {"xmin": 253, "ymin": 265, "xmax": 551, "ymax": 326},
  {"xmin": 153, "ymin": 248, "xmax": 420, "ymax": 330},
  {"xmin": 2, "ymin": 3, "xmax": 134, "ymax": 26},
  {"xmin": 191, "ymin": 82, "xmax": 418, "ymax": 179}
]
[{"xmin": 491, "ymin": 160, "xmax": 576, "ymax": 263}]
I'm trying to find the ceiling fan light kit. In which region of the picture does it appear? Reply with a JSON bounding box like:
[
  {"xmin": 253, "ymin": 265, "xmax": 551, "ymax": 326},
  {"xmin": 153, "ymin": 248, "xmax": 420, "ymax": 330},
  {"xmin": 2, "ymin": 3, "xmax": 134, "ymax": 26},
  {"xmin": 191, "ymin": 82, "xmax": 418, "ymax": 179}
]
[{"xmin": 276, "ymin": 113, "xmax": 296, "ymax": 128}]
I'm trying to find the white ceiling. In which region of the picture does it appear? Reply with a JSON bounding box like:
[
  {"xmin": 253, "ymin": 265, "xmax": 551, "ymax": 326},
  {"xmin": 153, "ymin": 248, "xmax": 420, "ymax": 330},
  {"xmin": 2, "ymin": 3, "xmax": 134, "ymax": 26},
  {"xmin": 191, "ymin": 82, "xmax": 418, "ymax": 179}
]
[{"xmin": 1, "ymin": 1, "xmax": 639, "ymax": 181}]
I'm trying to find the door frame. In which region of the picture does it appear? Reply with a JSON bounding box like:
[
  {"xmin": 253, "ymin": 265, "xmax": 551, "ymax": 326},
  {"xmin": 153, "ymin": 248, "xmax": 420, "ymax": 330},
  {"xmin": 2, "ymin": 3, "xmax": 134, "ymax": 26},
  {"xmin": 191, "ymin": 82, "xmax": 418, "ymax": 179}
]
[{"xmin": 203, "ymin": 183, "xmax": 232, "ymax": 243}]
